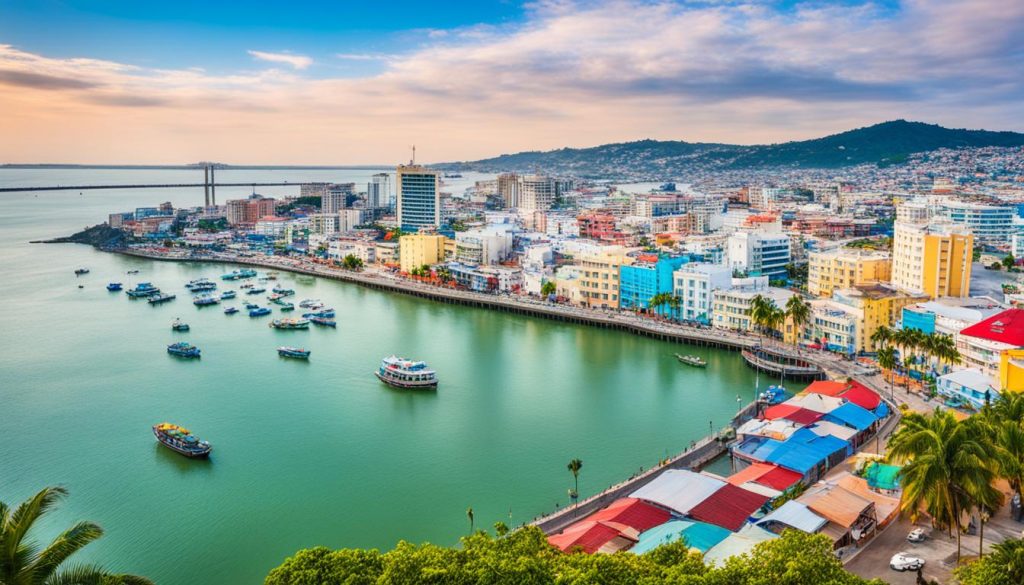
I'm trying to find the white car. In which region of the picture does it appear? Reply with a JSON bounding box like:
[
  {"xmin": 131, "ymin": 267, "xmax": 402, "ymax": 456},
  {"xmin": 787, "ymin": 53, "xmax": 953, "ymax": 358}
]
[
  {"xmin": 907, "ymin": 528, "xmax": 927, "ymax": 543},
  {"xmin": 890, "ymin": 552, "xmax": 925, "ymax": 571}
]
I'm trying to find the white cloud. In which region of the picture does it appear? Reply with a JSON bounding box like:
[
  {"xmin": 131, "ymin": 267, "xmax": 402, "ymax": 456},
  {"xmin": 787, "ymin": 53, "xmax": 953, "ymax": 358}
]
[{"xmin": 247, "ymin": 50, "xmax": 312, "ymax": 70}]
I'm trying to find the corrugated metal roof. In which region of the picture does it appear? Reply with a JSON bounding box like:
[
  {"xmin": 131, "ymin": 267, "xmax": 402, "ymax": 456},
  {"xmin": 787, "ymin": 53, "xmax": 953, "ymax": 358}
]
[
  {"xmin": 688, "ymin": 484, "xmax": 770, "ymax": 531},
  {"xmin": 589, "ymin": 498, "xmax": 671, "ymax": 533},
  {"xmin": 630, "ymin": 470, "xmax": 725, "ymax": 515},
  {"xmin": 702, "ymin": 525, "xmax": 778, "ymax": 566},
  {"xmin": 757, "ymin": 500, "xmax": 827, "ymax": 533},
  {"xmin": 824, "ymin": 402, "xmax": 878, "ymax": 432},
  {"xmin": 630, "ymin": 520, "xmax": 732, "ymax": 554}
]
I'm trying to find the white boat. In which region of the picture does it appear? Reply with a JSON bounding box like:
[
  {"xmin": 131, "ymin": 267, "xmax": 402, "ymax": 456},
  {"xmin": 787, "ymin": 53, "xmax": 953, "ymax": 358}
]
[{"xmin": 374, "ymin": 355, "xmax": 438, "ymax": 390}]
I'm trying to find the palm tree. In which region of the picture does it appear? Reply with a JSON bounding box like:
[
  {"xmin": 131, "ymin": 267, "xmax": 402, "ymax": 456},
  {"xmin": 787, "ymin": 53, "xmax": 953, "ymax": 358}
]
[
  {"xmin": 667, "ymin": 295, "xmax": 682, "ymax": 322},
  {"xmin": 466, "ymin": 507, "xmax": 474, "ymax": 533},
  {"xmin": 749, "ymin": 294, "xmax": 777, "ymax": 344},
  {"xmin": 567, "ymin": 458, "xmax": 583, "ymax": 503},
  {"xmin": 785, "ymin": 295, "xmax": 810, "ymax": 346},
  {"xmin": 0, "ymin": 486, "xmax": 153, "ymax": 585},
  {"xmin": 877, "ymin": 346, "xmax": 898, "ymax": 401},
  {"xmin": 887, "ymin": 409, "xmax": 1001, "ymax": 561},
  {"xmin": 982, "ymin": 393, "xmax": 1024, "ymax": 499},
  {"xmin": 870, "ymin": 325, "xmax": 892, "ymax": 351},
  {"xmin": 540, "ymin": 280, "xmax": 557, "ymax": 297}
]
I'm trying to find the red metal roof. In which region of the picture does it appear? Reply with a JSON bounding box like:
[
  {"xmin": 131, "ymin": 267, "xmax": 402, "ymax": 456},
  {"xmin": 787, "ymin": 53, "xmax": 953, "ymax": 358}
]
[
  {"xmin": 763, "ymin": 404, "xmax": 800, "ymax": 420},
  {"xmin": 588, "ymin": 498, "xmax": 670, "ymax": 532},
  {"xmin": 839, "ymin": 381, "xmax": 881, "ymax": 411},
  {"xmin": 687, "ymin": 484, "xmax": 770, "ymax": 531},
  {"xmin": 756, "ymin": 466, "xmax": 804, "ymax": 491},
  {"xmin": 959, "ymin": 308, "xmax": 1024, "ymax": 347},
  {"xmin": 726, "ymin": 462, "xmax": 779, "ymax": 486},
  {"xmin": 548, "ymin": 521, "xmax": 624, "ymax": 553},
  {"xmin": 803, "ymin": 380, "xmax": 847, "ymax": 397},
  {"xmin": 783, "ymin": 408, "xmax": 824, "ymax": 425}
]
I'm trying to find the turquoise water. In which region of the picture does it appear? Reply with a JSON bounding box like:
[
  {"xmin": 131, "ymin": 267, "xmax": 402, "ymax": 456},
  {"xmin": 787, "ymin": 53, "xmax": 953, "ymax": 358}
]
[{"xmin": 0, "ymin": 169, "xmax": 778, "ymax": 584}]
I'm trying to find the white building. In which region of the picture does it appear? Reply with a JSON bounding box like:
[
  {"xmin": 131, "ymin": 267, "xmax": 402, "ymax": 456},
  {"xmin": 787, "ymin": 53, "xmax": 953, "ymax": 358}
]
[
  {"xmin": 339, "ymin": 209, "xmax": 365, "ymax": 233},
  {"xmin": 936, "ymin": 369, "xmax": 996, "ymax": 410},
  {"xmin": 938, "ymin": 201, "xmax": 1015, "ymax": 241},
  {"xmin": 673, "ymin": 263, "xmax": 733, "ymax": 324},
  {"xmin": 519, "ymin": 175, "xmax": 557, "ymax": 212},
  {"xmin": 309, "ymin": 213, "xmax": 340, "ymax": 235},
  {"xmin": 712, "ymin": 277, "xmax": 795, "ymax": 332},
  {"xmin": 367, "ymin": 173, "xmax": 391, "ymax": 209},
  {"xmin": 455, "ymin": 226, "xmax": 514, "ymax": 265},
  {"xmin": 727, "ymin": 231, "xmax": 791, "ymax": 280}
]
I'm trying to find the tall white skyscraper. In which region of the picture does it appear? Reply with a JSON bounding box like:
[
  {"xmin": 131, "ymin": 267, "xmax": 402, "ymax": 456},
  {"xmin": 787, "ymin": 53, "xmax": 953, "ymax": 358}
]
[
  {"xmin": 396, "ymin": 164, "xmax": 440, "ymax": 230},
  {"xmin": 367, "ymin": 173, "xmax": 391, "ymax": 209}
]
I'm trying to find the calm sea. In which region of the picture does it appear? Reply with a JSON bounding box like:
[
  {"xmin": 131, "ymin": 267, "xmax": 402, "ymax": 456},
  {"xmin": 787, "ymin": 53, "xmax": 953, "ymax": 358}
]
[{"xmin": 0, "ymin": 168, "xmax": 776, "ymax": 584}]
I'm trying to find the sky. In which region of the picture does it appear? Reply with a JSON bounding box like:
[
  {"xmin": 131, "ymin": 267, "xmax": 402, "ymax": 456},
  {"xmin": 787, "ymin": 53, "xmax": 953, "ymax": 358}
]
[{"xmin": 1, "ymin": 0, "xmax": 1022, "ymax": 165}]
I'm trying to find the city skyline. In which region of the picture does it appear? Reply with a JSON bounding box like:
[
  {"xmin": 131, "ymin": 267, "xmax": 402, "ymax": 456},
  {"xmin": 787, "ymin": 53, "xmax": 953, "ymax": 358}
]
[{"xmin": 2, "ymin": 0, "xmax": 1023, "ymax": 164}]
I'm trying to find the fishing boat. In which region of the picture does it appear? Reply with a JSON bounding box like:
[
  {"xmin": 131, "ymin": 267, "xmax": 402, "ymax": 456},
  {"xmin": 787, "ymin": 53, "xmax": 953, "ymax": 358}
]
[
  {"xmin": 220, "ymin": 290, "xmax": 236, "ymax": 300},
  {"xmin": 152, "ymin": 423, "xmax": 211, "ymax": 458},
  {"xmin": 240, "ymin": 283, "xmax": 254, "ymax": 289},
  {"xmin": 171, "ymin": 319, "xmax": 190, "ymax": 331},
  {"xmin": 224, "ymin": 306, "xmax": 239, "ymax": 315},
  {"xmin": 247, "ymin": 287, "xmax": 266, "ymax": 295},
  {"xmin": 375, "ymin": 355, "xmax": 438, "ymax": 389},
  {"xmin": 166, "ymin": 341, "xmax": 200, "ymax": 358},
  {"xmin": 127, "ymin": 269, "xmax": 140, "ymax": 275},
  {"xmin": 269, "ymin": 318, "xmax": 310, "ymax": 330},
  {"xmin": 272, "ymin": 286, "xmax": 295, "ymax": 296},
  {"xmin": 184, "ymin": 278, "xmax": 217, "ymax": 292},
  {"xmin": 269, "ymin": 296, "xmax": 288, "ymax": 305},
  {"xmin": 279, "ymin": 303, "xmax": 295, "ymax": 311},
  {"xmin": 126, "ymin": 282, "xmax": 160, "ymax": 298},
  {"xmin": 266, "ymin": 272, "xmax": 279, "ymax": 280},
  {"xmin": 277, "ymin": 346, "xmax": 311, "ymax": 359},
  {"xmin": 106, "ymin": 282, "xmax": 122, "ymax": 291},
  {"xmin": 193, "ymin": 294, "xmax": 219, "ymax": 306},
  {"xmin": 74, "ymin": 268, "xmax": 89, "ymax": 275},
  {"xmin": 303, "ymin": 309, "xmax": 335, "ymax": 319},
  {"xmin": 758, "ymin": 385, "xmax": 787, "ymax": 405},
  {"xmin": 309, "ymin": 316, "xmax": 336, "ymax": 327},
  {"xmin": 675, "ymin": 354, "xmax": 707, "ymax": 367},
  {"xmin": 244, "ymin": 302, "xmax": 259, "ymax": 310},
  {"xmin": 249, "ymin": 306, "xmax": 272, "ymax": 317},
  {"xmin": 148, "ymin": 293, "xmax": 176, "ymax": 304},
  {"xmin": 298, "ymin": 299, "xmax": 320, "ymax": 308}
]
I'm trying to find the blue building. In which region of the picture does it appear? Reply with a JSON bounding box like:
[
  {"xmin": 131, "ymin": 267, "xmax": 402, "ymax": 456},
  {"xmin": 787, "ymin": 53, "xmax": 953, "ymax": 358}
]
[
  {"xmin": 619, "ymin": 256, "xmax": 689, "ymax": 314},
  {"xmin": 396, "ymin": 165, "xmax": 440, "ymax": 231},
  {"xmin": 900, "ymin": 306, "xmax": 937, "ymax": 334}
]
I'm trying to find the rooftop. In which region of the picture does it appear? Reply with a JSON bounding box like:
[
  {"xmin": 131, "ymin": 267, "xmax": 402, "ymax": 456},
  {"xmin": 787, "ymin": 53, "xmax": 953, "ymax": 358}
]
[{"xmin": 958, "ymin": 308, "xmax": 1024, "ymax": 346}]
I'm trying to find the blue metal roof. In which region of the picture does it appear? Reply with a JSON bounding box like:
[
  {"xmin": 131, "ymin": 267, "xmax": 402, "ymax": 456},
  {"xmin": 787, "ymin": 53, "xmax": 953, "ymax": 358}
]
[
  {"xmin": 824, "ymin": 402, "xmax": 878, "ymax": 432},
  {"xmin": 764, "ymin": 428, "xmax": 851, "ymax": 474}
]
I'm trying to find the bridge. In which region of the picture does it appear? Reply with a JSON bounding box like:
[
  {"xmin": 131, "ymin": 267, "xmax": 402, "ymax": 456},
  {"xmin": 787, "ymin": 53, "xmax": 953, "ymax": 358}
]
[{"xmin": 0, "ymin": 182, "xmax": 316, "ymax": 193}]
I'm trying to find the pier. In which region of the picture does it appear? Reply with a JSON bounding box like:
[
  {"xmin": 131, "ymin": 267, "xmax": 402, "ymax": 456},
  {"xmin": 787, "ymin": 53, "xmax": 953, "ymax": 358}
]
[{"xmin": 741, "ymin": 348, "xmax": 825, "ymax": 380}]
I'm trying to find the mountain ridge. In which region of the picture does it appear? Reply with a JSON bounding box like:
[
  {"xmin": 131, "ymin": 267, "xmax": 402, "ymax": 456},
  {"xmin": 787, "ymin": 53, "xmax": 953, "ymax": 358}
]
[{"xmin": 435, "ymin": 120, "xmax": 1024, "ymax": 178}]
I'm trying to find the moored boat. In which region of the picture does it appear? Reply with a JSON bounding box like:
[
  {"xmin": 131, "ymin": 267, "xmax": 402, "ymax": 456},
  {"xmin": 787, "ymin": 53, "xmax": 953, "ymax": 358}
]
[
  {"xmin": 269, "ymin": 318, "xmax": 310, "ymax": 330},
  {"xmin": 303, "ymin": 309, "xmax": 335, "ymax": 318},
  {"xmin": 152, "ymin": 423, "xmax": 211, "ymax": 458},
  {"xmin": 272, "ymin": 286, "xmax": 295, "ymax": 296},
  {"xmin": 758, "ymin": 385, "xmax": 788, "ymax": 405},
  {"xmin": 166, "ymin": 341, "xmax": 200, "ymax": 358},
  {"xmin": 185, "ymin": 278, "xmax": 217, "ymax": 292},
  {"xmin": 148, "ymin": 293, "xmax": 176, "ymax": 304},
  {"xmin": 220, "ymin": 290, "xmax": 236, "ymax": 300},
  {"xmin": 126, "ymin": 282, "xmax": 160, "ymax": 298},
  {"xmin": 375, "ymin": 355, "xmax": 438, "ymax": 389},
  {"xmin": 244, "ymin": 302, "xmax": 259, "ymax": 310},
  {"xmin": 278, "ymin": 302, "xmax": 295, "ymax": 311},
  {"xmin": 309, "ymin": 316, "xmax": 336, "ymax": 327},
  {"xmin": 74, "ymin": 268, "xmax": 89, "ymax": 275},
  {"xmin": 106, "ymin": 282, "xmax": 122, "ymax": 291},
  {"xmin": 675, "ymin": 354, "xmax": 707, "ymax": 367},
  {"xmin": 249, "ymin": 306, "xmax": 271, "ymax": 317},
  {"xmin": 224, "ymin": 306, "xmax": 239, "ymax": 315},
  {"xmin": 247, "ymin": 287, "xmax": 266, "ymax": 295},
  {"xmin": 277, "ymin": 346, "xmax": 310, "ymax": 359},
  {"xmin": 193, "ymin": 294, "xmax": 219, "ymax": 306},
  {"xmin": 298, "ymin": 298, "xmax": 320, "ymax": 308},
  {"xmin": 221, "ymin": 268, "xmax": 257, "ymax": 281},
  {"xmin": 171, "ymin": 319, "xmax": 190, "ymax": 331}
]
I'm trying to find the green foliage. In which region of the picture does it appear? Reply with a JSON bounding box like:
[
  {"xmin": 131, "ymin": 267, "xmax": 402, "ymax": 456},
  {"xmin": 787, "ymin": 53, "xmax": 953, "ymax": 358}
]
[
  {"xmin": 1003, "ymin": 254, "xmax": 1016, "ymax": 270},
  {"xmin": 541, "ymin": 281, "xmax": 557, "ymax": 297},
  {"xmin": 990, "ymin": 261, "xmax": 1003, "ymax": 271},
  {"xmin": 265, "ymin": 527, "xmax": 880, "ymax": 585},
  {"xmin": 0, "ymin": 486, "xmax": 153, "ymax": 585},
  {"xmin": 955, "ymin": 538, "xmax": 1024, "ymax": 585},
  {"xmin": 278, "ymin": 196, "xmax": 322, "ymax": 213},
  {"xmin": 341, "ymin": 255, "xmax": 364, "ymax": 270},
  {"xmin": 197, "ymin": 217, "xmax": 228, "ymax": 231}
]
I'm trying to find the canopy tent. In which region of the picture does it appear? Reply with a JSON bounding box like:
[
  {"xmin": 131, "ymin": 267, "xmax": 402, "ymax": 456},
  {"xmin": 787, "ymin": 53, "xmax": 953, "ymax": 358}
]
[
  {"xmin": 630, "ymin": 470, "xmax": 725, "ymax": 515},
  {"xmin": 863, "ymin": 462, "xmax": 902, "ymax": 491},
  {"xmin": 823, "ymin": 402, "xmax": 878, "ymax": 432},
  {"xmin": 757, "ymin": 500, "xmax": 828, "ymax": 534},
  {"xmin": 630, "ymin": 520, "xmax": 731, "ymax": 554},
  {"xmin": 588, "ymin": 498, "xmax": 671, "ymax": 532},
  {"xmin": 802, "ymin": 380, "xmax": 848, "ymax": 397},
  {"xmin": 732, "ymin": 436, "xmax": 785, "ymax": 463},
  {"xmin": 838, "ymin": 381, "xmax": 882, "ymax": 410},
  {"xmin": 764, "ymin": 428, "xmax": 851, "ymax": 474},
  {"xmin": 702, "ymin": 525, "xmax": 778, "ymax": 566},
  {"xmin": 805, "ymin": 420, "xmax": 859, "ymax": 442},
  {"xmin": 548, "ymin": 520, "xmax": 639, "ymax": 554},
  {"xmin": 735, "ymin": 418, "xmax": 801, "ymax": 441},
  {"xmin": 688, "ymin": 484, "xmax": 771, "ymax": 531},
  {"xmin": 788, "ymin": 393, "xmax": 845, "ymax": 414}
]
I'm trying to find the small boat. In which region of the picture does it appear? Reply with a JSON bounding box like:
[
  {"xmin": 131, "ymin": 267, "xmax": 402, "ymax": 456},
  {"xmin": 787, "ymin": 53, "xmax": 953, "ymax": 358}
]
[
  {"xmin": 266, "ymin": 272, "xmax": 279, "ymax": 280},
  {"xmin": 166, "ymin": 341, "xmax": 200, "ymax": 358},
  {"xmin": 220, "ymin": 290, "xmax": 236, "ymax": 300},
  {"xmin": 303, "ymin": 309, "xmax": 335, "ymax": 319},
  {"xmin": 171, "ymin": 319, "xmax": 190, "ymax": 331},
  {"xmin": 106, "ymin": 282, "xmax": 122, "ymax": 291},
  {"xmin": 249, "ymin": 306, "xmax": 271, "ymax": 317},
  {"xmin": 375, "ymin": 355, "xmax": 438, "ymax": 389},
  {"xmin": 193, "ymin": 294, "xmax": 219, "ymax": 306},
  {"xmin": 272, "ymin": 286, "xmax": 295, "ymax": 296},
  {"xmin": 184, "ymin": 278, "xmax": 217, "ymax": 292},
  {"xmin": 152, "ymin": 423, "xmax": 211, "ymax": 458},
  {"xmin": 298, "ymin": 299, "xmax": 320, "ymax": 308},
  {"xmin": 78, "ymin": 284, "xmax": 84, "ymax": 289},
  {"xmin": 269, "ymin": 318, "xmax": 310, "ymax": 330},
  {"xmin": 675, "ymin": 354, "xmax": 707, "ymax": 367},
  {"xmin": 244, "ymin": 302, "xmax": 259, "ymax": 310},
  {"xmin": 759, "ymin": 385, "xmax": 788, "ymax": 405},
  {"xmin": 126, "ymin": 282, "xmax": 160, "ymax": 298},
  {"xmin": 309, "ymin": 316, "xmax": 336, "ymax": 327},
  {"xmin": 127, "ymin": 269, "xmax": 140, "ymax": 275},
  {"xmin": 278, "ymin": 302, "xmax": 295, "ymax": 311},
  {"xmin": 277, "ymin": 346, "xmax": 311, "ymax": 359},
  {"xmin": 247, "ymin": 287, "xmax": 266, "ymax": 295},
  {"xmin": 224, "ymin": 306, "xmax": 239, "ymax": 315},
  {"xmin": 221, "ymin": 269, "xmax": 257, "ymax": 281},
  {"xmin": 148, "ymin": 293, "xmax": 176, "ymax": 304},
  {"xmin": 74, "ymin": 268, "xmax": 89, "ymax": 275},
  {"xmin": 240, "ymin": 283, "xmax": 254, "ymax": 289}
]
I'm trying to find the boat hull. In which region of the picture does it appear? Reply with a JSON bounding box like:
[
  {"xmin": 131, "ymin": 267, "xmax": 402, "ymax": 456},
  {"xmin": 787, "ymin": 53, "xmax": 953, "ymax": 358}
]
[{"xmin": 375, "ymin": 371, "xmax": 438, "ymax": 390}]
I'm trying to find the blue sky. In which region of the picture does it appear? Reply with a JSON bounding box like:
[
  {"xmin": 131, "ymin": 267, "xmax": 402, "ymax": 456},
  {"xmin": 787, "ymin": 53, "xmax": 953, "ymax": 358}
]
[{"xmin": 1, "ymin": 0, "xmax": 1022, "ymax": 164}]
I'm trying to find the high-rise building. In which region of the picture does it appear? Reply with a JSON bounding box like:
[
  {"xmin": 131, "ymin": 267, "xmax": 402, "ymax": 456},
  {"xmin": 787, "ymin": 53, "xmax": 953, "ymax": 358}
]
[
  {"xmin": 891, "ymin": 221, "xmax": 973, "ymax": 298},
  {"xmin": 367, "ymin": 173, "xmax": 391, "ymax": 209},
  {"xmin": 938, "ymin": 201, "xmax": 1015, "ymax": 242},
  {"xmin": 322, "ymin": 183, "xmax": 355, "ymax": 214},
  {"xmin": 497, "ymin": 173, "xmax": 520, "ymax": 209},
  {"xmin": 301, "ymin": 183, "xmax": 329, "ymax": 199},
  {"xmin": 727, "ymin": 231, "xmax": 791, "ymax": 280},
  {"xmin": 577, "ymin": 248, "xmax": 633, "ymax": 309},
  {"xmin": 807, "ymin": 249, "xmax": 892, "ymax": 298},
  {"xmin": 519, "ymin": 175, "xmax": 557, "ymax": 212},
  {"xmin": 397, "ymin": 165, "xmax": 440, "ymax": 231},
  {"xmin": 225, "ymin": 196, "xmax": 276, "ymax": 226}
]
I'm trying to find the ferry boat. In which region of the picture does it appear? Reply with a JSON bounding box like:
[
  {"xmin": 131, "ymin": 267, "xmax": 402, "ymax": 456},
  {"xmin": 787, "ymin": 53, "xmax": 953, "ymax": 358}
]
[
  {"xmin": 148, "ymin": 293, "xmax": 176, "ymax": 304},
  {"xmin": 185, "ymin": 278, "xmax": 217, "ymax": 292},
  {"xmin": 303, "ymin": 309, "xmax": 335, "ymax": 319},
  {"xmin": 221, "ymin": 268, "xmax": 257, "ymax": 281},
  {"xmin": 152, "ymin": 423, "xmax": 211, "ymax": 458},
  {"xmin": 247, "ymin": 287, "xmax": 267, "ymax": 295},
  {"xmin": 171, "ymin": 319, "xmax": 190, "ymax": 331},
  {"xmin": 126, "ymin": 282, "xmax": 160, "ymax": 298},
  {"xmin": 166, "ymin": 342, "xmax": 200, "ymax": 358},
  {"xmin": 375, "ymin": 355, "xmax": 438, "ymax": 389},
  {"xmin": 220, "ymin": 290, "xmax": 236, "ymax": 300},
  {"xmin": 277, "ymin": 346, "xmax": 310, "ymax": 359},
  {"xmin": 675, "ymin": 354, "xmax": 707, "ymax": 367},
  {"xmin": 106, "ymin": 282, "xmax": 122, "ymax": 291},
  {"xmin": 74, "ymin": 268, "xmax": 89, "ymax": 275},
  {"xmin": 309, "ymin": 316, "xmax": 336, "ymax": 327},
  {"xmin": 224, "ymin": 306, "xmax": 239, "ymax": 315},
  {"xmin": 249, "ymin": 306, "xmax": 272, "ymax": 317},
  {"xmin": 279, "ymin": 302, "xmax": 295, "ymax": 311},
  {"xmin": 269, "ymin": 318, "xmax": 310, "ymax": 330},
  {"xmin": 193, "ymin": 294, "xmax": 219, "ymax": 306}
]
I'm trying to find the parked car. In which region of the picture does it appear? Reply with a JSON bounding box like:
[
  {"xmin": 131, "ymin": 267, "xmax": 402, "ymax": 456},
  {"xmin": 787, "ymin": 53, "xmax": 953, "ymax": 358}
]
[
  {"xmin": 907, "ymin": 528, "xmax": 927, "ymax": 543},
  {"xmin": 890, "ymin": 552, "xmax": 925, "ymax": 571}
]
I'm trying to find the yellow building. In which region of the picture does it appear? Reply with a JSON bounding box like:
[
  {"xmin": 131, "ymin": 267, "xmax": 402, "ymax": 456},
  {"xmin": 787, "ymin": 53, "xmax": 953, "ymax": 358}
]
[
  {"xmin": 891, "ymin": 221, "xmax": 973, "ymax": 298},
  {"xmin": 998, "ymin": 349, "xmax": 1024, "ymax": 394},
  {"xmin": 399, "ymin": 234, "xmax": 447, "ymax": 273},
  {"xmin": 807, "ymin": 248, "xmax": 892, "ymax": 298},
  {"xmin": 804, "ymin": 285, "xmax": 926, "ymax": 353},
  {"xmin": 577, "ymin": 248, "xmax": 633, "ymax": 309}
]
